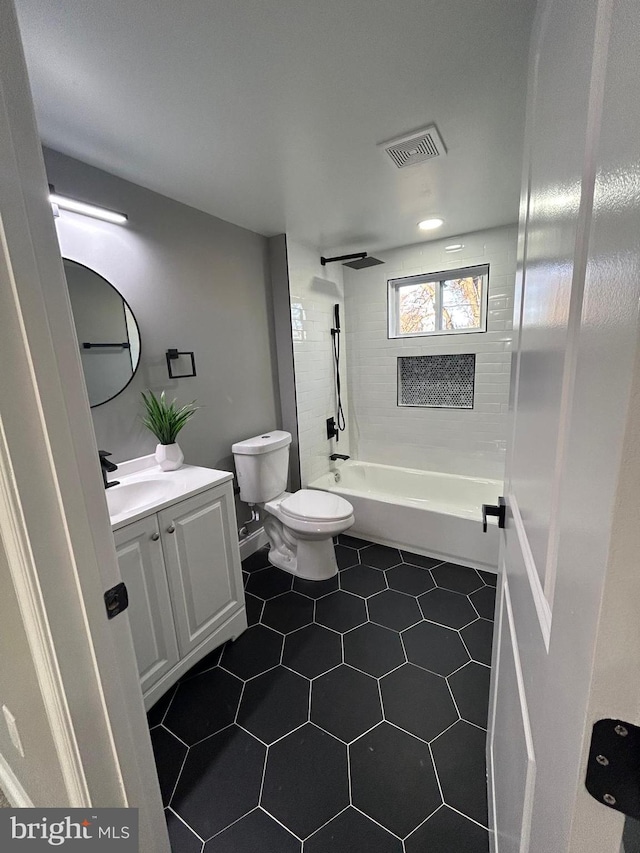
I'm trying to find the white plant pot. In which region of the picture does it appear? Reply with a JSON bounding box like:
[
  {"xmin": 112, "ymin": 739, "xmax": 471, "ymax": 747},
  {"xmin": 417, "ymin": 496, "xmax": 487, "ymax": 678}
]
[{"xmin": 155, "ymin": 442, "xmax": 184, "ymax": 471}]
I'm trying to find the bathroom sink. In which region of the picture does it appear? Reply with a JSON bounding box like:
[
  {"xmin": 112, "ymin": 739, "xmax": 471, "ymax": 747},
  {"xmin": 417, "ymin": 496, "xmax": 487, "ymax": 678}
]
[
  {"xmin": 104, "ymin": 457, "xmax": 235, "ymax": 529},
  {"xmin": 106, "ymin": 478, "xmax": 173, "ymax": 518}
]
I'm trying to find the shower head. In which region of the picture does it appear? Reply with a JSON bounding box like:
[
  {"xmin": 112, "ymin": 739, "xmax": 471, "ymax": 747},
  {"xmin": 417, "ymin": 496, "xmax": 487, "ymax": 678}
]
[
  {"xmin": 320, "ymin": 252, "xmax": 384, "ymax": 270},
  {"xmin": 343, "ymin": 255, "xmax": 384, "ymax": 270}
]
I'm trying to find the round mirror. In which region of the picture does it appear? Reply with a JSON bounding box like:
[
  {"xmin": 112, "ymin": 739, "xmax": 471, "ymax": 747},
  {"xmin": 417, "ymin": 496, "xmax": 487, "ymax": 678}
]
[{"xmin": 63, "ymin": 259, "xmax": 141, "ymax": 408}]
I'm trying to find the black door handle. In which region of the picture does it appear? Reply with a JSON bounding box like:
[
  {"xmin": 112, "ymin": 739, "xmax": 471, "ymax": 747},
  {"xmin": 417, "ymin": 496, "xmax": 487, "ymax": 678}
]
[{"xmin": 482, "ymin": 496, "xmax": 506, "ymax": 532}]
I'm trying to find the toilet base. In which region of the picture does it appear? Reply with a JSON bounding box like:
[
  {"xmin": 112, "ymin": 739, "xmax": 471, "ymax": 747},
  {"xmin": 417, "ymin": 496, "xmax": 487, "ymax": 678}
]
[{"xmin": 267, "ymin": 535, "xmax": 339, "ymax": 581}]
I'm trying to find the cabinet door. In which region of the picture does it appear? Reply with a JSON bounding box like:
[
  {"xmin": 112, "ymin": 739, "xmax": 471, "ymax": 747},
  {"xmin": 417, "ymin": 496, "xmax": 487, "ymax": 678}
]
[
  {"xmin": 113, "ymin": 516, "xmax": 179, "ymax": 694},
  {"xmin": 159, "ymin": 483, "xmax": 244, "ymax": 657}
]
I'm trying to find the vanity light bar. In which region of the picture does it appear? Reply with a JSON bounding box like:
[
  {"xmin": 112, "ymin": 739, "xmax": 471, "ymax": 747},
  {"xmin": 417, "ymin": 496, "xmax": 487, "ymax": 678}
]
[{"xmin": 48, "ymin": 187, "xmax": 128, "ymax": 224}]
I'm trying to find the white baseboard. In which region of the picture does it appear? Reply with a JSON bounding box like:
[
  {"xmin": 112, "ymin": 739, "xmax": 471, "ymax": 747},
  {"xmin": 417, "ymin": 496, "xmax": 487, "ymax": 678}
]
[
  {"xmin": 0, "ymin": 752, "xmax": 33, "ymax": 807},
  {"xmin": 239, "ymin": 527, "xmax": 268, "ymax": 561}
]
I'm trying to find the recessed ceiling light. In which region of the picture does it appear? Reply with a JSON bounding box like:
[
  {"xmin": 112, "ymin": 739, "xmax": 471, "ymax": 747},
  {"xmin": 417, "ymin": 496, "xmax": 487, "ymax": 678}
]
[
  {"xmin": 445, "ymin": 243, "xmax": 464, "ymax": 252},
  {"xmin": 418, "ymin": 218, "xmax": 444, "ymax": 231}
]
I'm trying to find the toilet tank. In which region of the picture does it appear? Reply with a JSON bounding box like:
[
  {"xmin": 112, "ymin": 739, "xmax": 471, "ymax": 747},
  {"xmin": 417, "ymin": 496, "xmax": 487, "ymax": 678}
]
[{"xmin": 232, "ymin": 430, "xmax": 292, "ymax": 504}]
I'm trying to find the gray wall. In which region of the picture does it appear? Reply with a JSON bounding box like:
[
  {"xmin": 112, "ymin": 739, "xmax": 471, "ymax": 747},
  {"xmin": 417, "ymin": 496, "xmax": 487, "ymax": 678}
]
[{"xmin": 45, "ymin": 148, "xmax": 281, "ymax": 522}]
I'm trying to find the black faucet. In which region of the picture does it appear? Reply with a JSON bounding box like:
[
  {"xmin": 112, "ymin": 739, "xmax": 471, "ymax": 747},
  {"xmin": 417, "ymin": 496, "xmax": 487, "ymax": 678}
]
[
  {"xmin": 99, "ymin": 450, "xmax": 119, "ymax": 489},
  {"xmin": 329, "ymin": 454, "xmax": 350, "ymax": 462}
]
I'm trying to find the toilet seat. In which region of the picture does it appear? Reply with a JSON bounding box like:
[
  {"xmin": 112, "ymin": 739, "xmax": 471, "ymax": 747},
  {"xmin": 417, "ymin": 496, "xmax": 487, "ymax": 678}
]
[{"xmin": 279, "ymin": 489, "xmax": 353, "ymax": 523}]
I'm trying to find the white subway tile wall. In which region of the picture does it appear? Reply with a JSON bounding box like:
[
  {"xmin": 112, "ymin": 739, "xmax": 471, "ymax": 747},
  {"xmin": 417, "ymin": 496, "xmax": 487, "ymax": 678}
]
[
  {"xmin": 344, "ymin": 225, "xmax": 517, "ymax": 480},
  {"xmin": 287, "ymin": 239, "xmax": 351, "ymax": 485}
]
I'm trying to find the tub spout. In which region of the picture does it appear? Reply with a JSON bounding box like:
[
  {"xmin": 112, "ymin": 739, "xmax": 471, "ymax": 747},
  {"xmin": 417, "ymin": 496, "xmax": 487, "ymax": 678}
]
[{"xmin": 330, "ymin": 454, "xmax": 350, "ymax": 461}]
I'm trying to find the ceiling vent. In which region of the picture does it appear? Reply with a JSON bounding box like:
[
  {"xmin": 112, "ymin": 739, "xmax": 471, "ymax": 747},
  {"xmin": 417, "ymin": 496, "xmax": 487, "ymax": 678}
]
[{"xmin": 381, "ymin": 125, "xmax": 446, "ymax": 169}]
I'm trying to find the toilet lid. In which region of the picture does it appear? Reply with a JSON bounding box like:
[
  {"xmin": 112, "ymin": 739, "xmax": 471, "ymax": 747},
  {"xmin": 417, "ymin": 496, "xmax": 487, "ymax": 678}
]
[{"xmin": 280, "ymin": 489, "xmax": 353, "ymax": 522}]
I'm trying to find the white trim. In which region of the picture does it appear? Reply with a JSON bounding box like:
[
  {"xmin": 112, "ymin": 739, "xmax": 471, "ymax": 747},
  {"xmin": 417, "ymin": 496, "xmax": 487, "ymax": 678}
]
[
  {"xmin": 487, "ymin": 571, "xmax": 504, "ymax": 853},
  {"xmin": 0, "ymin": 752, "xmax": 33, "ymax": 808},
  {"xmin": 239, "ymin": 526, "xmax": 268, "ymax": 561},
  {"xmin": 0, "ymin": 223, "xmax": 89, "ymax": 806},
  {"xmin": 503, "ymin": 579, "xmax": 536, "ymax": 853},
  {"xmin": 508, "ymin": 493, "xmax": 551, "ymax": 650},
  {"xmin": 388, "ymin": 264, "xmax": 489, "ymax": 338}
]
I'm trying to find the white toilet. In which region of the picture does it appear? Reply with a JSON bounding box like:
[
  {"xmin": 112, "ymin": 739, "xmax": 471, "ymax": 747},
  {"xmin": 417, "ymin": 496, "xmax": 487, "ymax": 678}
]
[{"xmin": 232, "ymin": 430, "xmax": 354, "ymax": 580}]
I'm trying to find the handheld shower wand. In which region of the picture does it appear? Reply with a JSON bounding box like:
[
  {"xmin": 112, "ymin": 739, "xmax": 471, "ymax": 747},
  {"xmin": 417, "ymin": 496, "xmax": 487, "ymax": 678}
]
[{"xmin": 331, "ymin": 304, "xmax": 346, "ymax": 440}]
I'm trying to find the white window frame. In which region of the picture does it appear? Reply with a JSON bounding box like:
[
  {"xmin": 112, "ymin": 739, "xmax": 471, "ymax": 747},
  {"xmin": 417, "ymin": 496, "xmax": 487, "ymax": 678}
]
[{"xmin": 388, "ymin": 264, "xmax": 489, "ymax": 339}]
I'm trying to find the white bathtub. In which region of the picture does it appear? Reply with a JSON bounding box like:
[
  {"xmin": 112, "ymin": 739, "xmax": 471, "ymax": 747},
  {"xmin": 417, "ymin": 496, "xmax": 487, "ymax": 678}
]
[{"xmin": 309, "ymin": 460, "xmax": 502, "ymax": 572}]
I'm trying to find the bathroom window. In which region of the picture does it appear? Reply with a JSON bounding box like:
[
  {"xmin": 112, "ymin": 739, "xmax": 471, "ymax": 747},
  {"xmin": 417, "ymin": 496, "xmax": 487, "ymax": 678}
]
[{"xmin": 388, "ymin": 264, "xmax": 489, "ymax": 338}]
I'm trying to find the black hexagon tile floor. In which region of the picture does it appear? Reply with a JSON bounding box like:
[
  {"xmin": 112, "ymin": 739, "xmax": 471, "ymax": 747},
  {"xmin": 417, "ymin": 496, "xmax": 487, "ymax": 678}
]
[{"xmin": 149, "ymin": 543, "xmax": 497, "ymax": 851}]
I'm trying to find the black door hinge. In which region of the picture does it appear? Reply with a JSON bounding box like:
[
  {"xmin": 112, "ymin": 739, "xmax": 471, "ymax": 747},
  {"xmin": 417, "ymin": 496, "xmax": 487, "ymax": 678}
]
[
  {"xmin": 104, "ymin": 582, "xmax": 129, "ymax": 620},
  {"xmin": 481, "ymin": 496, "xmax": 506, "ymax": 532},
  {"xmin": 585, "ymin": 718, "xmax": 640, "ymax": 819}
]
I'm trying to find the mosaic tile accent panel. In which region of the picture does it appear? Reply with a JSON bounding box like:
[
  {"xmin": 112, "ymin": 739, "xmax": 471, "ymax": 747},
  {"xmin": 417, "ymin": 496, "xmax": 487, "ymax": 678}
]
[{"xmin": 398, "ymin": 354, "xmax": 476, "ymax": 409}]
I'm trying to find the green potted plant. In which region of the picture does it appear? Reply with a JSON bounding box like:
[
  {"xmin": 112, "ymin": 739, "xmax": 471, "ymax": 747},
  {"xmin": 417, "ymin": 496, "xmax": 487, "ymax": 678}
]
[{"xmin": 141, "ymin": 390, "xmax": 198, "ymax": 471}]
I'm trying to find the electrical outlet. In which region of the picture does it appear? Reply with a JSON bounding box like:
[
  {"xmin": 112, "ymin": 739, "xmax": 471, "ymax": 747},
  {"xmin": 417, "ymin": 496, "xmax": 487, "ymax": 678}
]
[{"xmin": 2, "ymin": 705, "xmax": 25, "ymax": 758}]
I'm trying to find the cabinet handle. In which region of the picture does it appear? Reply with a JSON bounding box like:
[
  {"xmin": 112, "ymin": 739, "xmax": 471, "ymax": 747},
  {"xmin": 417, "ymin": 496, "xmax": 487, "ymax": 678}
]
[
  {"xmin": 167, "ymin": 525, "xmax": 176, "ymax": 534},
  {"xmin": 150, "ymin": 532, "xmax": 160, "ymax": 541}
]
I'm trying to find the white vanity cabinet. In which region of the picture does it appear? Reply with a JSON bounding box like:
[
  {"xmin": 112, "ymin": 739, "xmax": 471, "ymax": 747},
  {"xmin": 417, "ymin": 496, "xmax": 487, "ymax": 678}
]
[
  {"xmin": 158, "ymin": 484, "xmax": 244, "ymax": 657},
  {"xmin": 112, "ymin": 473, "xmax": 247, "ymax": 709},
  {"xmin": 113, "ymin": 514, "xmax": 179, "ymax": 695}
]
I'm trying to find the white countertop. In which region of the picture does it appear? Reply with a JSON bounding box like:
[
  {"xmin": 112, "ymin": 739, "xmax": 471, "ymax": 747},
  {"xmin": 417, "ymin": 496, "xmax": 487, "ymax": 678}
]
[{"xmin": 107, "ymin": 454, "xmax": 234, "ymax": 530}]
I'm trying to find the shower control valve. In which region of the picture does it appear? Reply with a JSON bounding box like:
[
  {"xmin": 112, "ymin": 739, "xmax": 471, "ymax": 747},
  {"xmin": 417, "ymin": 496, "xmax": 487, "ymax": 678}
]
[{"xmin": 326, "ymin": 417, "xmax": 339, "ymax": 440}]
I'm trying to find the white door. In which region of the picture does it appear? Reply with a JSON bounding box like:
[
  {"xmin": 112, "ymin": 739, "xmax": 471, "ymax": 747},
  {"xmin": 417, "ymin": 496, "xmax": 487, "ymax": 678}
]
[
  {"xmin": 159, "ymin": 485, "xmax": 244, "ymax": 656},
  {"xmin": 0, "ymin": 2, "xmax": 169, "ymax": 849},
  {"xmin": 114, "ymin": 517, "xmax": 179, "ymax": 695},
  {"xmin": 488, "ymin": 0, "xmax": 640, "ymax": 851}
]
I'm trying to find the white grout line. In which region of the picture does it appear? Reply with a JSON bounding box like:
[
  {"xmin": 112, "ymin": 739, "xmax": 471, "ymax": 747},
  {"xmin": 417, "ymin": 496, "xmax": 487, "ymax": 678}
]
[
  {"xmin": 464, "ymin": 719, "xmax": 489, "ymax": 734},
  {"xmin": 166, "ymin": 806, "xmax": 206, "ymax": 844},
  {"xmin": 302, "ymin": 804, "xmax": 351, "ymax": 844},
  {"xmin": 383, "ymin": 718, "xmax": 436, "ymax": 748},
  {"xmin": 157, "ymin": 683, "xmax": 179, "ymax": 724},
  {"xmin": 458, "ymin": 631, "xmax": 476, "ymax": 663},
  {"xmin": 233, "ymin": 682, "xmax": 246, "ymax": 725},
  {"xmin": 346, "ymin": 732, "xmax": 353, "ymax": 805},
  {"xmin": 188, "ymin": 721, "xmax": 236, "ymax": 750},
  {"xmin": 446, "ymin": 803, "xmax": 491, "ymax": 831},
  {"xmin": 257, "ymin": 806, "xmax": 304, "ymax": 843},
  {"xmin": 445, "ymin": 659, "xmax": 473, "ymax": 679},
  {"xmin": 350, "ymin": 804, "xmax": 405, "ymax": 842},
  {"xmin": 397, "ymin": 629, "xmax": 409, "ymax": 664},
  {"xmin": 429, "ymin": 717, "xmax": 463, "ymax": 746},
  {"xmin": 234, "ymin": 723, "xmax": 269, "ymax": 748},
  {"xmin": 444, "ymin": 677, "xmax": 463, "ymax": 722},
  {"xmin": 257, "ymin": 746, "xmax": 269, "ymax": 809},
  {"xmin": 428, "ymin": 741, "xmax": 446, "ymax": 807},
  {"xmin": 201, "ymin": 807, "xmax": 258, "ymax": 844},
  {"xmin": 263, "ymin": 719, "xmax": 309, "ymax": 749},
  {"xmin": 348, "ymin": 715, "xmax": 385, "ymax": 747},
  {"xmin": 403, "ymin": 803, "xmax": 445, "ymax": 844},
  {"xmin": 377, "ymin": 659, "xmax": 406, "ymax": 680},
  {"xmin": 160, "ymin": 723, "xmax": 191, "ymax": 750},
  {"xmin": 167, "ymin": 747, "xmax": 190, "ymax": 809}
]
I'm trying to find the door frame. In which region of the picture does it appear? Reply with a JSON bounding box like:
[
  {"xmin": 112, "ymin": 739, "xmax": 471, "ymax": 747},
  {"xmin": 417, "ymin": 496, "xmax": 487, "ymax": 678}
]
[{"xmin": 0, "ymin": 2, "xmax": 169, "ymax": 849}]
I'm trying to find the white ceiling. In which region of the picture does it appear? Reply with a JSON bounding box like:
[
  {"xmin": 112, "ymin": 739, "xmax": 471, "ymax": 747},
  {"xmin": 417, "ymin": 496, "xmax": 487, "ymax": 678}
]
[{"xmin": 16, "ymin": 0, "xmax": 536, "ymax": 253}]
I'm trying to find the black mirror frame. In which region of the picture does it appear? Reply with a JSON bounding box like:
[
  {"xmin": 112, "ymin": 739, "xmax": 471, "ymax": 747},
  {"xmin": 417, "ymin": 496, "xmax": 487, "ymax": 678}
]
[{"xmin": 63, "ymin": 258, "xmax": 142, "ymax": 408}]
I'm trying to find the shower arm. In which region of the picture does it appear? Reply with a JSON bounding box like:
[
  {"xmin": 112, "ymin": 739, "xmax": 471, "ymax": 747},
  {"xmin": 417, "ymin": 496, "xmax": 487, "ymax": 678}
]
[{"xmin": 320, "ymin": 253, "xmax": 366, "ymax": 266}]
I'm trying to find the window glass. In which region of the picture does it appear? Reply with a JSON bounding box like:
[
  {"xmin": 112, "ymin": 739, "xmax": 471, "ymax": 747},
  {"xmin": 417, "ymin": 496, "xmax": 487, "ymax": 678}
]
[
  {"xmin": 398, "ymin": 282, "xmax": 437, "ymax": 334},
  {"xmin": 442, "ymin": 275, "xmax": 483, "ymax": 330}
]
